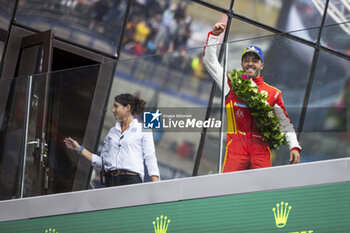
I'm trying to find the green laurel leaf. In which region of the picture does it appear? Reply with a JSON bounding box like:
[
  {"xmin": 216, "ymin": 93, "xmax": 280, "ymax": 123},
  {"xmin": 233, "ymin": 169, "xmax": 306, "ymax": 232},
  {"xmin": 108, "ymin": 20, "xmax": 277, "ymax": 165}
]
[{"xmin": 228, "ymin": 69, "xmax": 286, "ymax": 150}]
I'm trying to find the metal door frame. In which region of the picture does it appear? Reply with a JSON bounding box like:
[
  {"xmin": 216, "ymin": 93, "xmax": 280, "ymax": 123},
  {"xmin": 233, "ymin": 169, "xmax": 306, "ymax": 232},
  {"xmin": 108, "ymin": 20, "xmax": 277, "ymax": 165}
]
[{"xmin": 17, "ymin": 30, "xmax": 53, "ymax": 197}]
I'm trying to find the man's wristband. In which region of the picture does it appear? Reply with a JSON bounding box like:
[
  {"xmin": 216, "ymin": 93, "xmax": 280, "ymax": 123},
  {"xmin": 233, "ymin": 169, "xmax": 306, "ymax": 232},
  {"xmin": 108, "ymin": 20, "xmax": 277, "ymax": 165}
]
[
  {"xmin": 77, "ymin": 145, "xmax": 84, "ymax": 155},
  {"xmin": 210, "ymin": 31, "xmax": 219, "ymax": 36},
  {"xmin": 291, "ymin": 147, "xmax": 301, "ymax": 153}
]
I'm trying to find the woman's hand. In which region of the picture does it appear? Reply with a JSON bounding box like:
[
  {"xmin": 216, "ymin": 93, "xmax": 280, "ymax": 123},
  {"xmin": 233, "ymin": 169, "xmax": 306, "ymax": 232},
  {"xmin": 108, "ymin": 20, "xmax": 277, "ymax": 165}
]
[
  {"xmin": 63, "ymin": 137, "xmax": 80, "ymax": 152},
  {"xmin": 64, "ymin": 137, "xmax": 92, "ymax": 161}
]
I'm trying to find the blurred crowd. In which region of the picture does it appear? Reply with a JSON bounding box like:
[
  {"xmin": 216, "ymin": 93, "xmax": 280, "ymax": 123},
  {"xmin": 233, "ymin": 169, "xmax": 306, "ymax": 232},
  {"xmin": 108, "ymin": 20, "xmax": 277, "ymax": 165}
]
[
  {"xmin": 17, "ymin": 0, "xmax": 208, "ymax": 82},
  {"xmin": 19, "ymin": 0, "xmax": 193, "ymax": 55},
  {"xmin": 123, "ymin": 1, "xmax": 192, "ymax": 56}
]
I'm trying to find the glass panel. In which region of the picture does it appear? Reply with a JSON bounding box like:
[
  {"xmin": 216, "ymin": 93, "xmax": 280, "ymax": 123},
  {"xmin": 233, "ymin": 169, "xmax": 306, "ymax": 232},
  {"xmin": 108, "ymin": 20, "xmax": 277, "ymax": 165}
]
[
  {"xmin": 234, "ymin": 0, "xmax": 325, "ymax": 42},
  {"xmin": 0, "ymin": 0, "xmax": 16, "ymax": 66},
  {"xmin": 321, "ymin": 22, "xmax": 350, "ymax": 56},
  {"xmin": 0, "ymin": 0, "xmax": 16, "ymax": 31},
  {"xmin": 223, "ymin": 33, "xmax": 314, "ymax": 169},
  {"xmin": 0, "ymin": 62, "xmax": 103, "ymax": 200},
  {"xmin": 120, "ymin": 0, "xmax": 226, "ymax": 59},
  {"xmin": 324, "ymin": 0, "xmax": 350, "ymax": 25},
  {"xmin": 21, "ymin": 74, "xmax": 47, "ymax": 198},
  {"xmin": 199, "ymin": 0, "xmax": 231, "ymax": 9},
  {"xmin": 321, "ymin": 0, "xmax": 350, "ymax": 56},
  {"xmin": 0, "ymin": 77, "xmax": 28, "ymax": 200},
  {"xmin": 227, "ymin": 34, "xmax": 314, "ymax": 113},
  {"xmin": 46, "ymin": 64, "xmax": 101, "ymax": 194},
  {"xmin": 0, "ymin": 41, "xmax": 4, "ymax": 63},
  {"xmin": 0, "ymin": 74, "xmax": 48, "ymax": 198},
  {"xmin": 15, "ymin": 0, "xmax": 128, "ymax": 55},
  {"xmin": 95, "ymin": 46, "xmax": 216, "ymax": 183},
  {"xmin": 301, "ymin": 50, "xmax": 350, "ymax": 162},
  {"xmin": 197, "ymin": 87, "xmax": 224, "ymax": 176},
  {"xmin": 17, "ymin": 44, "xmax": 44, "ymax": 76},
  {"xmin": 3, "ymin": 21, "xmax": 348, "ymax": 199},
  {"xmin": 228, "ymin": 18, "xmax": 275, "ymax": 42}
]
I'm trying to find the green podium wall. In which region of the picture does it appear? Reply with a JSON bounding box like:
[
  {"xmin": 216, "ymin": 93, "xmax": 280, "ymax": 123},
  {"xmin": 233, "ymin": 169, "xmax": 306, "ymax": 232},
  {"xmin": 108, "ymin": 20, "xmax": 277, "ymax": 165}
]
[{"xmin": 0, "ymin": 158, "xmax": 349, "ymax": 233}]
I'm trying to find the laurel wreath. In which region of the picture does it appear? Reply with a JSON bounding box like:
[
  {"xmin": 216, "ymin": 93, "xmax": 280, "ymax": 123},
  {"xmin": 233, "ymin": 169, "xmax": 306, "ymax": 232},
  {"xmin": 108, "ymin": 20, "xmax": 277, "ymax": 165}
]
[{"xmin": 228, "ymin": 69, "xmax": 286, "ymax": 150}]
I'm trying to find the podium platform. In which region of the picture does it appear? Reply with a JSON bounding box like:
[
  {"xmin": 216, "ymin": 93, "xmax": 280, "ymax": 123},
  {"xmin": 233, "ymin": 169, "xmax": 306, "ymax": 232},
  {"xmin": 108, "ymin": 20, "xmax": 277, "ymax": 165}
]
[{"xmin": 0, "ymin": 158, "xmax": 349, "ymax": 232}]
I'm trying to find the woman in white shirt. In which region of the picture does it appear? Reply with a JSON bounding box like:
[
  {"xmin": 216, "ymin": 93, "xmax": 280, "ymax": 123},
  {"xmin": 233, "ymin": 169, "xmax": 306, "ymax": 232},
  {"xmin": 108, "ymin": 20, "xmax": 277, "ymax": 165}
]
[{"xmin": 64, "ymin": 93, "xmax": 160, "ymax": 186}]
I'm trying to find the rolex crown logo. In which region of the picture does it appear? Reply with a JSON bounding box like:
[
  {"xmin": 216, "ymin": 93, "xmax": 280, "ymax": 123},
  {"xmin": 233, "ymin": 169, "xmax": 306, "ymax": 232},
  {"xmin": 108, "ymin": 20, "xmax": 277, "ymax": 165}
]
[
  {"xmin": 153, "ymin": 215, "xmax": 171, "ymax": 233},
  {"xmin": 45, "ymin": 228, "xmax": 58, "ymax": 233},
  {"xmin": 272, "ymin": 201, "xmax": 292, "ymax": 228}
]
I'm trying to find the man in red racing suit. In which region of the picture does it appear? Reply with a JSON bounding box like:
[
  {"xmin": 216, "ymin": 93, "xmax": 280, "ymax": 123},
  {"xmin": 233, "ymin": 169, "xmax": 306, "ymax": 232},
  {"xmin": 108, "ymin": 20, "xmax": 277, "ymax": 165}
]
[{"xmin": 203, "ymin": 23, "xmax": 301, "ymax": 172}]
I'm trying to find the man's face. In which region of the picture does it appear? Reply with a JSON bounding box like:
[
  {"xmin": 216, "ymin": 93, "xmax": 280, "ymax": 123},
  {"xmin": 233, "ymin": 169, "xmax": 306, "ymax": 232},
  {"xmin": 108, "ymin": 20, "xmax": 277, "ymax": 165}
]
[{"xmin": 241, "ymin": 53, "xmax": 264, "ymax": 79}]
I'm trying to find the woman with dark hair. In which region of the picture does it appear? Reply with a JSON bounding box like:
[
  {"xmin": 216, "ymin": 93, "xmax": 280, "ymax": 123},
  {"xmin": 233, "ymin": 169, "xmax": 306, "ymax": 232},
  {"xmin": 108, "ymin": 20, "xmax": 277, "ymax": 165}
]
[{"xmin": 64, "ymin": 93, "xmax": 159, "ymax": 186}]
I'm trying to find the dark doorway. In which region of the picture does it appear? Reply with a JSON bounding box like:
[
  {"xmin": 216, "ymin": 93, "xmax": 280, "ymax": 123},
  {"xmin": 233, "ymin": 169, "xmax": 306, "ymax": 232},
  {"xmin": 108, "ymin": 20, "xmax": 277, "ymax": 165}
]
[
  {"xmin": 46, "ymin": 49, "xmax": 100, "ymax": 194},
  {"xmin": 52, "ymin": 48, "xmax": 99, "ymax": 71}
]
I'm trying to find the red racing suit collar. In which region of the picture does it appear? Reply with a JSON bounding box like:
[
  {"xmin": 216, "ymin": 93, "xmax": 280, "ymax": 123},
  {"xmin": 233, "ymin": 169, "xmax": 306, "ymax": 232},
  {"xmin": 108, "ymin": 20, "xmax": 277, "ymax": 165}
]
[{"xmin": 252, "ymin": 75, "xmax": 264, "ymax": 85}]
